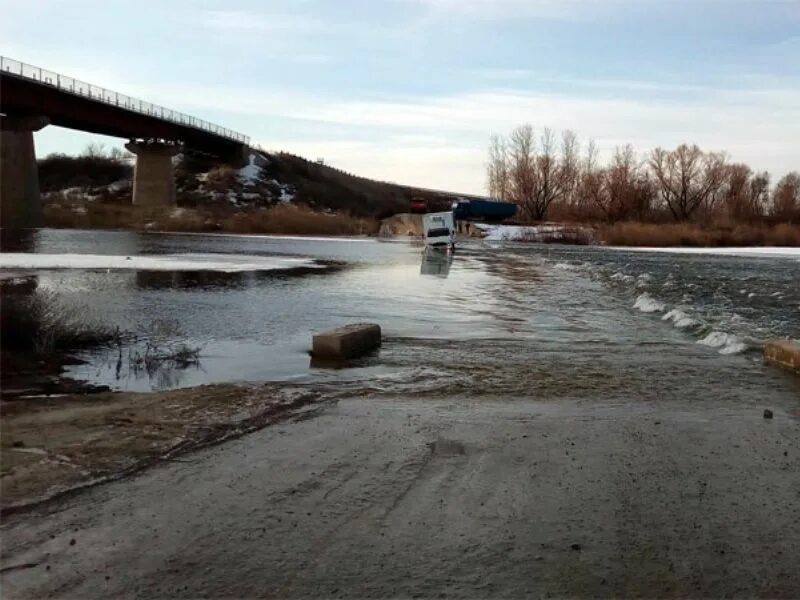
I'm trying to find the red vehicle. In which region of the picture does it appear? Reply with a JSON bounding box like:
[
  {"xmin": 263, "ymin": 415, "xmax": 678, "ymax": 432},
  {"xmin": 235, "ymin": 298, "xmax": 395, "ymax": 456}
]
[{"xmin": 409, "ymin": 197, "xmax": 428, "ymax": 214}]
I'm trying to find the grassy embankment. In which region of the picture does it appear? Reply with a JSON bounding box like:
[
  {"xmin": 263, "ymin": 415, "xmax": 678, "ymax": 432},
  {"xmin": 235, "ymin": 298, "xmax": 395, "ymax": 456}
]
[
  {"xmin": 37, "ymin": 147, "xmax": 800, "ymax": 245},
  {"xmin": 44, "ymin": 203, "xmax": 380, "ymax": 236},
  {"xmin": 597, "ymin": 222, "xmax": 800, "ymax": 247},
  {"xmin": 38, "ymin": 148, "xmax": 460, "ymax": 236}
]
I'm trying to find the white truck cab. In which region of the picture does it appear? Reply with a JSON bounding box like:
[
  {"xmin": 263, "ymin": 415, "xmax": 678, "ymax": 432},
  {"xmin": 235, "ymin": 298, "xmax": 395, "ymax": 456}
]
[{"xmin": 422, "ymin": 211, "xmax": 455, "ymax": 251}]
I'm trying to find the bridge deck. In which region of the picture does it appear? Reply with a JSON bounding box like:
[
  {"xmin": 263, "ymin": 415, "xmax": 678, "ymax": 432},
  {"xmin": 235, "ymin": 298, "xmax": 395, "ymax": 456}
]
[{"xmin": 0, "ymin": 56, "xmax": 248, "ymax": 156}]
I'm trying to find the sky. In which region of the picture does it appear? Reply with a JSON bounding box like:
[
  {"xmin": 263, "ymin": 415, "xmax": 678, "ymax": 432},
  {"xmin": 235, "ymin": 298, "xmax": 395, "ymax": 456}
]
[{"xmin": 2, "ymin": 0, "xmax": 799, "ymax": 194}]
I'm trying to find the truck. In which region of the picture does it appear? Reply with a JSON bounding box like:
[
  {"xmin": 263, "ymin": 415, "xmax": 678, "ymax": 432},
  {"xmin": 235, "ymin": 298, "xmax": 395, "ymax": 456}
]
[
  {"xmin": 452, "ymin": 199, "xmax": 517, "ymax": 223},
  {"xmin": 409, "ymin": 197, "xmax": 428, "ymax": 214},
  {"xmin": 422, "ymin": 211, "xmax": 455, "ymax": 250}
]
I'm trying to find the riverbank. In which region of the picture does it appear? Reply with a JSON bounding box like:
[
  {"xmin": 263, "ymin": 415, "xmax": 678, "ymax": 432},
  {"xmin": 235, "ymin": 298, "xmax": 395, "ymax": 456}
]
[
  {"xmin": 43, "ymin": 203, "xmax": 379, "ymax": 236},
  {"xmin": 0, "ymin": 382, "xmax": 336, "ymax": 513},
  {"xmin": 36, "ymin": 199, "xmax": 800, "ymax": 247}
]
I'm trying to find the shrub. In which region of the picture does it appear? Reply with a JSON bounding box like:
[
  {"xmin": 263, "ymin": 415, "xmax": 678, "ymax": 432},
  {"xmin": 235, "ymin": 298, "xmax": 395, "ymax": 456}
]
[
  {"xmin": 598, "ymin": 222, "xmax": 800, "ymax": 247},
  {"xmin": 38, "ymin": 151, "xmax": 132, "ymax": 192},
  {"xmin": 221, "ymin": 205, "xmax": 378, "ymax": 236},
  {"xmin": 0, "ymin": 289, "xmax": 118, "ymax": 354}
]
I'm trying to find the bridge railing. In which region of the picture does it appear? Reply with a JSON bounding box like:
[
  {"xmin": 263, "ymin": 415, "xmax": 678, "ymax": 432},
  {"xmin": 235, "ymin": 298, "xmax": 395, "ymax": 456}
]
[{"xmin": 1, "ymin": 56, "xmax": 249, "ymax": 145}]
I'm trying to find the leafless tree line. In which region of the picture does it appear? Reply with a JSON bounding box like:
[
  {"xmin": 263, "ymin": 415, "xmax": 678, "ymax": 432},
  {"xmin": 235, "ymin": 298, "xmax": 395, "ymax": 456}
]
[{"xmin": 487, "ymin": 125, "xmax": 800, "ymax": 223}]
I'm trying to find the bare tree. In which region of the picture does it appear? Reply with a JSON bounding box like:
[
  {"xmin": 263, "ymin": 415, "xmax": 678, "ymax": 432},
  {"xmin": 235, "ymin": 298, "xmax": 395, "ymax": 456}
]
[
  {"xmin": 749, "ymin": 171, "xmax": 770, "ymax": 219},
  {"xmin": 487, "ymin": 135, "xmax": 510, "ymax": 200},
  {"xmin": 584, "ymin": 145, "xmax": 653, "ymax": 222},
  {"xmin": 524, "ymin": 128, "xmax": 569, "ymax": 220},
  {"xmin": 649, "ymin": 144, "xmax": 727, "ymax": 220},
  {"xmin": 503, "ymin": 126, "xmax": 578, "ymax": 220},
  {"xmin": 582, "ymin": 166, "xmax": 609, "ymax": 219},
  {"xmin": 772, "ymin": 172, "xmax": 800, "ymax": 222},
  {"xmin": 721, "ymin": 163, "xmax": 751, "ymax": 220},
  {"xmin": 573, "ymin": 139, "xmax": 600, "ymax": 218},
  {"xmin": 718, "ymin": 164, "xmax": 770, "ymax": 221},
  {"xmin": 82, "ymin": 143, "xmax": 107, "ymax": 158},
  {"xmin": 560, "ymin": 130, "xmax": 581, "ymax": 207},
  {"xmin": 583, "ymin": 139, "xmax": 599, "ymax": 174},
  {"xmin": 507, "ymin": 124, "xmax": 537, "ymax": 215},
  {"xmin": 606, "ymin": 145, "xmax": 637, "ymax": 220}
]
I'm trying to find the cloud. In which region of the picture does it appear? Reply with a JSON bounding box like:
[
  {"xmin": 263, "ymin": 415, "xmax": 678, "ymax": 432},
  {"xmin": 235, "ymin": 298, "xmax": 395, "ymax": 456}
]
[
  {"xmin": 401, "ymin": 0, "xmax": 634, "ymax": 21},
  {"xmin": 197, "ymin": 9, "xmax": 323, "ymax": 34},
  {"xmin": 36, "ymin": 76, "xmax": 800, "ymax": 194},
  {"xmin": 119, "ymin": 69, "xmax": 796, "ymax": 185},
  {"xmin": 402, "ymin": 0, "xmax": 800, "ymax": 26},
  {"xmin": 195, "ymin": 79, "xmax": 798, "ymax": 193}
]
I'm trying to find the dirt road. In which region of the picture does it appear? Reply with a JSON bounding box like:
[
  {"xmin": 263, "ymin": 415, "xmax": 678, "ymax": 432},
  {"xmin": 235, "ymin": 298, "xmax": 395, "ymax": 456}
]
[{"xmin": 2, "ymin": 391, "xmax": 798, "ymax": 598}]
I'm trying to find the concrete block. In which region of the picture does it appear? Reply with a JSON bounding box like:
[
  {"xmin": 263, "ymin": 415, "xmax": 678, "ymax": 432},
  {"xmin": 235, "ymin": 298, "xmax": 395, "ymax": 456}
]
[
  {"xmin": 312, "ymin": 323, "xmax": 381, "ymax": 360},
  {"xmin": 764, "ymin": 340, "xmax": 800, "ymax": 373}
]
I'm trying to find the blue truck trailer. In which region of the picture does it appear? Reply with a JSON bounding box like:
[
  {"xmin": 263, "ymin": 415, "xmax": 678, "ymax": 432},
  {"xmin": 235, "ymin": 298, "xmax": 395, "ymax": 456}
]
[{"xmin": 452, "ymin": 199, "xmax": 517, "ymax": 223}]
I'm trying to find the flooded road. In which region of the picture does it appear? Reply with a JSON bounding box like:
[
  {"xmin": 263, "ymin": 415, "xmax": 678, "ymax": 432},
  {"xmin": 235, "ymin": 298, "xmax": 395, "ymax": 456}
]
[
  {"xmin": 2, "ymin": 229, "xmax": 799, "ymax": 598},
  {"xmin": 2, "ymin": 228, "xmax": 798, "ymax": 397}
]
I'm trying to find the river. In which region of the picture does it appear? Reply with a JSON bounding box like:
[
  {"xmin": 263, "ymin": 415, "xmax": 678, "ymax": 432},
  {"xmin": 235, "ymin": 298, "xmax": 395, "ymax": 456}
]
[{"xmin": 1, "ymin": 228, "xmax": 798, "ymax": 399}]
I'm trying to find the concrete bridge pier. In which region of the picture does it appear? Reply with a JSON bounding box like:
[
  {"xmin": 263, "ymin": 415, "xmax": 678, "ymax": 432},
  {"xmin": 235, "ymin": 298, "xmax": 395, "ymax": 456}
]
[
  {"xmin": 125, "ymin": 141, "xmax": 179, "ymax": 207},
  {"xmin": 0, "ymin": 115, "xmax": 49, "ymax": 228}
]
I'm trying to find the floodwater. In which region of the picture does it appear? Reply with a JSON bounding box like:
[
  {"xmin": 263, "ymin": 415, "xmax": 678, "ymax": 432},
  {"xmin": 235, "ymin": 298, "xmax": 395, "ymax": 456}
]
[{"xmin": 2, "ymin": 228, "xmax": 798, "ymax": 398}]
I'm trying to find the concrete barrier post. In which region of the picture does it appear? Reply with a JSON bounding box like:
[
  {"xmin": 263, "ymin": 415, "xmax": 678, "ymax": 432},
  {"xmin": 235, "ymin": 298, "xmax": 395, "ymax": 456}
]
[
  {"xmin": 312, "ymin": 323, "xmax": 382, "ymax": 360},
  {"xmin": 0, "ymin": 116, "xmax": 49, "ymax": 229},
  {"xmin": 125, "ymin": 141, "xmax": 179, "ymax": 207},
  {"xmin": 764, "ymin": 340, "xmax": 800, "ymax": 373}
]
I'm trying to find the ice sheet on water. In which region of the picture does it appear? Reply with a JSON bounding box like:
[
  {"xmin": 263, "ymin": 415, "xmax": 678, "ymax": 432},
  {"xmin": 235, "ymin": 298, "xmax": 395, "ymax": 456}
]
[{"xmin": 0, "ymin": 253, "xmax": 322, "ymax": 273}]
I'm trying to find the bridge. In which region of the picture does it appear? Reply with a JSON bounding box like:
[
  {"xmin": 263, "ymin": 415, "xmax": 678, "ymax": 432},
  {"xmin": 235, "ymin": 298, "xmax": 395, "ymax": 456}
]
[{"xmin": 0, "ymin": 56, "xmax": 250, "ymax": 227}]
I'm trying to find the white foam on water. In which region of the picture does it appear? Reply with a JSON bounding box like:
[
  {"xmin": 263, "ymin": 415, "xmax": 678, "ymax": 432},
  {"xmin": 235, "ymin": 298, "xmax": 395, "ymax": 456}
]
[
  {"xmin": 552, "ymin": 262, "xmax": 576, "ymax": 271},
  {"xmin": 697, "ymin": 331, "xmax": 748, "ymax": 355},
  {"xmin": 633, "ymin": 292, "xmax": 666, "ymax": 313},
  {"xmin": 0, "ymin": 253, "xmax": 322, "ymax": 273},
  {"xmin": 719, "ymin": 341, "xmax": 748, "ymax": 355},
  {"xmin": 662, "ymin": 309, "xmax": 698, "ymax": 329}
]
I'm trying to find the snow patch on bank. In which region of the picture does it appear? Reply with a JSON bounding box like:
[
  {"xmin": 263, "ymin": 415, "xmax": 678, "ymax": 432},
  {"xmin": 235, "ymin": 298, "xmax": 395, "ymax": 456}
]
[
  {"xmin": 239, "ymin": 153, "xmax": 263, "ymax": 185},
  {"xmin": 0, "ymin": 253, "xmax": 322, "ymax": 273},
  {"xmin": 478, "ymin": 223, "xmax": 594, "ymax": 243}
]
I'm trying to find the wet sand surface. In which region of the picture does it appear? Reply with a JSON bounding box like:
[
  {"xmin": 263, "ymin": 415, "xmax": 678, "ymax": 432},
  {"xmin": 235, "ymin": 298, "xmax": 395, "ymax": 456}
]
[{"xmin": 2, "ymin": 392, "xmax": 799, "ymax": 598}]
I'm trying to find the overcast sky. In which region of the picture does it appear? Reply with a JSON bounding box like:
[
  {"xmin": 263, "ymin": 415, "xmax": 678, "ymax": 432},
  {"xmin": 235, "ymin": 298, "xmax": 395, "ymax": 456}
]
[{"xmin": 2, "ymin": 0, "xmax": 798, "ymax": 194}]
